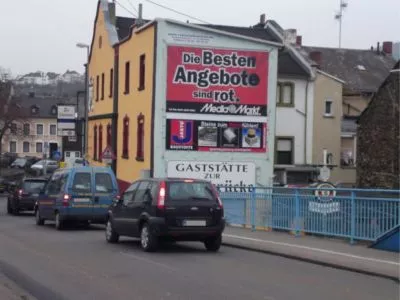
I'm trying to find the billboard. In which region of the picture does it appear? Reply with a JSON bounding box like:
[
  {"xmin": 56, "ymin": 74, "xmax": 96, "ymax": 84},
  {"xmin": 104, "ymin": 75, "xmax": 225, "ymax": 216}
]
[
  {"xmin": 166, "ymin": 46, "xmax": 269, "ymax": 117},
  {"xmin": 166, "ymin": 119, "xmax": 267, "ymax": 153}
]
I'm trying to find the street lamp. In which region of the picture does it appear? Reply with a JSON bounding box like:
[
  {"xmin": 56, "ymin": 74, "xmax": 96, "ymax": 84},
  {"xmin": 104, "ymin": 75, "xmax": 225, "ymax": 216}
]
[{"xmin": 76, "ymin": 42, "xmax": 90, "ymax": 160}]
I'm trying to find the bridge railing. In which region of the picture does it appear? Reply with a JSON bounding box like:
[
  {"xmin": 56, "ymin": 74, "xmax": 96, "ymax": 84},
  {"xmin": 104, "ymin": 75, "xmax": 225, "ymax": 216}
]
[{"xmin": 220, "ymin": 187, "xmax": 400, "ymax": 244}]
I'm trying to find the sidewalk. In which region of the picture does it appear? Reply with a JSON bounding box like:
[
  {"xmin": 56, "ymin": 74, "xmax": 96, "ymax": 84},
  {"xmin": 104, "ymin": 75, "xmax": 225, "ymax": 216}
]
[
  {"xmin": 0, "ymin": 272, "xmax": 37, "ymax": 300},
  {"xmin": 222, "ymin": 226, "xmax": 400, "ymax": 281}
]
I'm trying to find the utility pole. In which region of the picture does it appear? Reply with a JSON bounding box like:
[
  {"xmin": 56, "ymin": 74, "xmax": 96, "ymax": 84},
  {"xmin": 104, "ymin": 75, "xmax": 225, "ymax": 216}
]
[{"xmin": 334, "ymin": 0, "xmax": 348, "ymax": 48}]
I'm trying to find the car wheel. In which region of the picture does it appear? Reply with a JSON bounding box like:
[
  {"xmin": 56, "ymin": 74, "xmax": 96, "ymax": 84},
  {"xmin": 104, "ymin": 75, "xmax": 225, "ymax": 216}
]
[
  {"xmin": 6, "ymin": 199, "xmax": 13, "ymax": 215},
  {"xmin": 55, "ymin": 212, "xmax": 64, "ymax": 230},
  {"xmin": 140, "ymin": 223, "xmax": 158, "ymax": 252},
  {"xmin": 204, "ymin": 235, "xmax": 222, "ymax": 252},
  {"xmin": 35, "ymin": 209, "xmax": 45, "ymax": 226},
  {"xmin": 105, "ymin": 220, "xmax": 119, "ymax": 243}
]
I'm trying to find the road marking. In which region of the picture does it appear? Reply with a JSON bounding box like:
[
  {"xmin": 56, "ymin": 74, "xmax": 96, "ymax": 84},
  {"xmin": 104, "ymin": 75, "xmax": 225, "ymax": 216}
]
[
  {"xmin": 223, "ymin": 234, "xmax": 400, "ymax": 266},
  {"xmin": 120, "ymin": 252, "xmax": 178, "ymax": 271}
]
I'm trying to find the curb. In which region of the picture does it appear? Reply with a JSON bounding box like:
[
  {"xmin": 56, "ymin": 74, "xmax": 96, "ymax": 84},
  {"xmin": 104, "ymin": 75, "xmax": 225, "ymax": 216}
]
[{"xmin": 222, "ymin": 241, "xmax": 400, "ymax": 283}]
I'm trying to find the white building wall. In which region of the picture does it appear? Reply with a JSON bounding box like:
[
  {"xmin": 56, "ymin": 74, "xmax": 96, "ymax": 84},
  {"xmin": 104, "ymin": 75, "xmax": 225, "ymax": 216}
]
[
  {"xmin": 152, "ymin": 20, "xmax": 279, "ymax": 188},
  {"xmin": 275, "ymin": 77, "xmax": 314, "ymax": 165}
]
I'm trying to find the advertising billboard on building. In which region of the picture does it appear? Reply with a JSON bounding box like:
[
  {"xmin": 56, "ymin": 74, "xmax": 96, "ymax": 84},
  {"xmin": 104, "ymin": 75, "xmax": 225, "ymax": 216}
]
[
  {"xmin": 166, "ymin": 46, "xmax": 269, "ymax": 117},
  {"xmin": 167, "ymin": 160, "xmax": 256, "ymax": 192},
  {"xmin": 166, "ymin": 119, "xmax": 267, "ymax": 153}
]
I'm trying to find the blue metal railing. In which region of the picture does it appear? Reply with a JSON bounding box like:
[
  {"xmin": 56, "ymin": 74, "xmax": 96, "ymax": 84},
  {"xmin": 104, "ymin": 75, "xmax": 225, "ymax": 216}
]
[{"xmin": 220, "ymin": 187, "xmax": 400, "ymax": 243}]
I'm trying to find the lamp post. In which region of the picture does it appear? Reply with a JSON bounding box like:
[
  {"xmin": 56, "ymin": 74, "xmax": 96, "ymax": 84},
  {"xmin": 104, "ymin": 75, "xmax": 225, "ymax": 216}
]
[{"xmin": 76, "ymin": 43, "xmax": 90, "ymax": 160}]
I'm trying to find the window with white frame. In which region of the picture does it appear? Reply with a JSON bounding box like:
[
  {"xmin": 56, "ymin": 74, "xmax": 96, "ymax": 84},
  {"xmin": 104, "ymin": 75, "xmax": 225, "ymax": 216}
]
[
  {"xmin": 324, "ymin": 99, "xmax": 333, "ymax": 116},
  {"xmin": 23, "ymin": 123, "xmax": 30, "ymax": 136},
  {"xmin": 9, "ymin": 141, "xmax": 17, "ymax": 153},
  {"xmin": 50, "ymin": 124, "xmax": 57, "ymax": 135},
  {"xmin": 36, "ymin": 142, "xmax": 43, "ymax": 153},
  {"xmin": 10, "ymin": 123, "xmax": 17, "ymax": 135},
  {"xmin": 36, "ymin": 124, "xmax": 44, "ymax": 135},
  {"xmin": 276, "ymin": 82, "xmax": 295, "ymax": 106},
  {"xmin": 276, "ymin": 138, "xmax": 294, "ymax": 165},
  {"xmin": 23, "ymin": 141, "xmax": 30, "ymax": 153}
]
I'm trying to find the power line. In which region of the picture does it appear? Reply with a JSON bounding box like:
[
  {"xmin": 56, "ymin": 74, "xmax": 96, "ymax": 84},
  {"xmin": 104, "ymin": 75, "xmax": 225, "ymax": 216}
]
[
  {"xmin": 144, "ymin": 0, "xmax": 211, "ymax": 24},
  {"xmin": 126, "ymin": 0, "xmax": 139, "ymax": 13},
  {"xmin": 115, "ymin": 0, "xmax": 137, "ymax": 17}
]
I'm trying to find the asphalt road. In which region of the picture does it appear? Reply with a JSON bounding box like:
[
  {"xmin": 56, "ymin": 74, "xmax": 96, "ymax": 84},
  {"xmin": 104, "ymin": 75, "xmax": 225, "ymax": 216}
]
[{"xmin": 0, "ymin": 196, "xmax": 398, "ymax": 300}]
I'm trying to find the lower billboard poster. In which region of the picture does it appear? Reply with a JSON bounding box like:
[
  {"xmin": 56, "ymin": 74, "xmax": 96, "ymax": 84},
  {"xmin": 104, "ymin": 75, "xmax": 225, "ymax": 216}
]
[{"xmin": 166, "ymin": 119, "xmax": 267, "ymax": 153}]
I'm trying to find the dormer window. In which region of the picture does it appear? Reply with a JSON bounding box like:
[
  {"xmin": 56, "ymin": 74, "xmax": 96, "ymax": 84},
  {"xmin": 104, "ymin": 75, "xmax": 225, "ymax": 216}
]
[
  {"xmin": 31, "ymin": 105, "xmax": 39, "ymax": 115},
  {"xmin": 356, "ymin": 65, "xmax": 366, "ymax": 71},
  {"xmin": 51, "ymin": 105, "xmax": 57, "ymax": 115}
]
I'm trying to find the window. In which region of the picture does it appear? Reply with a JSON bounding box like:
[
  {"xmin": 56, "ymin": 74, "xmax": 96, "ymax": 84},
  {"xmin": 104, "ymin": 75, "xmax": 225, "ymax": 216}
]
[
  {"xmin": 324, "ymin": 100, "xmax": 333, "ymax": 116},
  {"xmin": 124, "ymin": 61, "xmax": 130, "ymax": 94},
  {"xmin": 10, "ymin": 123, "xmax": 17, "ymax": 134},
  {"xmin": 98, "ymin": 124, "xmax": 103, "ymax": 162},
  {"xmin": 93, "ymin": 125, "xmax": 98, "ymax": 160},
  {"xmin": 132, "ymin": 181, "xmax": 150, "ymax": 203},
  {"xmin": 109, "ymin": 68, "xmax": 113, "ymax": 98},
  {"xmin": 96, "ymin": 75, "xmax": 99, "ymax": 101},
  {"xmin": 95, "ymin": 173, "xmax": 114, "ymax": 193},
  {"xmin": 23, "ymin": 123, "xmax": 30, "ymax": 136},
  {"xmin": 276, "ymin": 138, "xmax": 294, "ymax": 165},
  {"xmin": 51, "ymin": 106, "xmax": 57, "ymax": 115},
  {"xmin": 50, "ymin": 124, "xmax": 57, "ymax": 135},
  {"xmin": 36, "ymin": 124, "xmax": 43, "ymax": 135},
  {"xmin": 72, "ymin": 172, "xmax": 92, "ymax": 194},
  {"xmin": 23, "ymin": 141, "xmax": 30, "ymax": 153},
  {"xmin": 276, "ymin": 82, "xmax": 294, "ymax": 106},
  {"xmin": 122, "ymin": 116, "xmax": 130, "ymax": 158},
  {"xmin": 36, "ymin": 142, "xmax": 43, "ymax": 153},
  {"xmin": 99, "ymin": 35, "xmax": 102, "ymax": 48},
  {"xmin": 101, "ymin": 73, "xmax": 105, "ymax": 100},
  {"xmin": 106, "ymin": 123, "xmax": 111, "ymax": 146},
  {"xmin": 136, "ymin": 113, "xmax": 144, "ymax": 161},
  {"xmin": 9, "ymin": 141, "xmax": 17, "ymax": 153},
  {"xmin": 31, "ymin": 105, "xmax": 39, "ymax": 115},
  {"xmin": 167, "ymin": 182, "xmax": 216, "ymax": 202},
  {"xmin": 122, "ymin": 182, "xmax": 139, "ymax": 206},
  {"xmin": 139, "ymin": 54, "xmax": 145, "ymax": 91}
]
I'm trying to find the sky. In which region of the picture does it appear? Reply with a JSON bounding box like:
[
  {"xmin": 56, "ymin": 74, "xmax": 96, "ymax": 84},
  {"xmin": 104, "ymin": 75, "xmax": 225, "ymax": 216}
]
[{"xmin": 0, "ymin": 0, "xmax": 399, "ymax": 76}]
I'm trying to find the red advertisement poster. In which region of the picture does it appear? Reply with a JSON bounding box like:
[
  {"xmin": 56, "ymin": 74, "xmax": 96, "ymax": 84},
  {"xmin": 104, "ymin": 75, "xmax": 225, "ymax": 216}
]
[{"xmin": 166, "ymin": 46, "xmax": 269, "ymax": 117}]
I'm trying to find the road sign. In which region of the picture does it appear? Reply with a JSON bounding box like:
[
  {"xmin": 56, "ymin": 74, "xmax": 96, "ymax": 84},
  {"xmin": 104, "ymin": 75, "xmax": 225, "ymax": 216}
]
[
  {"xmin": 58, "ymin": 129, "xmax": 75, "ymax": 136},
  {"xmin": 57, "ymin": 105, "xmax": 76, "ymax": 119},
  {"xmin": 101, "ymin": 146, "xmax": 115, "ymax": 165},
  {"xmin": 53, "ymin": 151, "xmax": 61, "ymax": 161}
]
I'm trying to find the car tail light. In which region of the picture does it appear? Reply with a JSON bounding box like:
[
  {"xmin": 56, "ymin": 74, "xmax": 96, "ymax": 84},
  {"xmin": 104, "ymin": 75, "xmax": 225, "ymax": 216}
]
[
  {"xmin": 211, "ymin": 185, "xmax": 223, "ymax": 209},
  {"xmin": 62, "ymin": 194, "xmax": 70, "ymax": 207},
  {"xmin": 18, "ymin": 189, "xmax": 23, "ymax": 196},
  {"xmin": 157, "ymin": 181, "xmax": 166, "ymax": 209}
]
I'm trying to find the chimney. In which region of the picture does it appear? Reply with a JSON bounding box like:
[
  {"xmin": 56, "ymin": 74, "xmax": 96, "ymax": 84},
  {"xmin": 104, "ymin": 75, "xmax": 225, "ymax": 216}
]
[
  {"xmin": 137, "ymin": 3, "xmax": 144, "ymax": 27},
  {"xmin": 382, "ymin": 41, "xmax": 393, "ymax": 55},
  {"xmin": 376, "ymin": 42, "xmax": 380, "ymax": 54},
  {"xmin": 260, "ymin": 14, "xmax": 266, "ymax": 25},
  {"xmin": 309, "ymin": 51, "xmax": 322, "ymax": 67},
  {"xmin": 108, "ymin": 1, "xmax": 116, "ymax": 25},
  {"xmin": 284, "ymin": 29, "xmax": 297, "ymax": 45},
  {"xmin": 296, "ymin": 35, "xmax": 302, "ymax": 46}
]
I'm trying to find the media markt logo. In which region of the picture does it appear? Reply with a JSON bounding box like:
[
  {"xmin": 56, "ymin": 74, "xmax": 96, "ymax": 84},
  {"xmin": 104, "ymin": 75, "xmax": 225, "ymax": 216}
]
[{"xmin": 200, "ymin": 103, "xmax": 261, "ymax": 116}]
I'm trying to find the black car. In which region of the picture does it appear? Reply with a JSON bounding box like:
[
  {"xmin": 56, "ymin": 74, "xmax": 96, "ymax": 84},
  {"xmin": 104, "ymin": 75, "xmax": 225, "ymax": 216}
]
[
  {"xmin": 7, "ymin": 177, "xmax": 48, "ymax": 215},
  {"xmin": 106, "ymin": 178, "xmax": 225, "ymax": 252}
]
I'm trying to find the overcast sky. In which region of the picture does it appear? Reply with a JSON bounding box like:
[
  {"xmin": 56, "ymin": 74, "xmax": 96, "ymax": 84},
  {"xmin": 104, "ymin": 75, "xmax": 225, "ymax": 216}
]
[{"xmin": 0, "ymin": 0, "xmax": 399, "ymax": 75}]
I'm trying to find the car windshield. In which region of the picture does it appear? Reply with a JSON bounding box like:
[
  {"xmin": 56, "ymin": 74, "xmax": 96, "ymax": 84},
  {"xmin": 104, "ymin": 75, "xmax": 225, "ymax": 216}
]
[
  {"xmin": 167, "ymin": 182, "xmax": 216, "ymax": 201},
  {"xmin": 22, "ymin": 180, "xmax": 47, "ymax": 193},
  {"xmin": 95, "ymin": 173, "xmax": 114, "ymax": 193}
]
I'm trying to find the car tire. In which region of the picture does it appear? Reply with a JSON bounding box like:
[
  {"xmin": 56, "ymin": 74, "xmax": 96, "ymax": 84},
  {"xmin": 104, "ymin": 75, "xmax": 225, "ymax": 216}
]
[
  {"xmin": 35, "ymin": 209, "xmax": 45, "ymax": 226},
  {"xmin": 204, "ymin": 235, "xmax": 222, "ymax": 252},
  {"xmin": 55, "ymin": 212, "xmax": 64, "ymax": 230},
  {"xmin": 6, "ymin": 199, "xmax": 13, "ymax": 215},
  {"xmin": 105, "ymin": 220, "xmax": 119, "ymax": 243},
  {"xmin": 140, "ymin": 223, "xmax": 158, "ymax": 252}
]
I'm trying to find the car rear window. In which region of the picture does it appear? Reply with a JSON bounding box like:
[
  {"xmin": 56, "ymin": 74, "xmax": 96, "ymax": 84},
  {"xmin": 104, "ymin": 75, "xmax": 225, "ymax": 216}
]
[
  {"xmin": 95, "ymin": 173, "xmax": 114, "ymax": 193},
  {"xmin": 72, "ymin": 173, "xmax": 92, "ymax": 193},
  {"xmin": 22, "ymin": 181, "xmax": 46, "ymax": 193},
  {"xmin": 167, "ymin": 182, "xmax": 216, "ymax": 201}
]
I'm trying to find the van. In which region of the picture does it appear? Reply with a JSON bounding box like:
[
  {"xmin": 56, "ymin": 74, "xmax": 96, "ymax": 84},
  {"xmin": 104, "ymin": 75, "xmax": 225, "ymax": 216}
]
[{"xmin": 34, "ymin": 166, "xmax": 119, "ymax": 230}]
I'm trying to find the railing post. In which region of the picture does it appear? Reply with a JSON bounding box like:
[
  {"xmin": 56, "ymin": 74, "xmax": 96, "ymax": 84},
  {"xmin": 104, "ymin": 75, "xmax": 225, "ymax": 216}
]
[
  {"xmin": 251, "ymin": 187, "xmax": 256, "ymax": 232},
  {"xmin": 295, "ymin": 188, "xmax": 300, "ymax": 237},
  {"xmin": 350, "ymin": 190, "xmax": 356, "ymax": 245}
]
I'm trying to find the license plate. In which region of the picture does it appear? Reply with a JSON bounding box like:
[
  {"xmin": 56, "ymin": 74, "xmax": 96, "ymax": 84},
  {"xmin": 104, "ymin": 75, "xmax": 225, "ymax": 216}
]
[{"xmin": 183, "ymin": 220, "xmax": 206, "ymax": 227}]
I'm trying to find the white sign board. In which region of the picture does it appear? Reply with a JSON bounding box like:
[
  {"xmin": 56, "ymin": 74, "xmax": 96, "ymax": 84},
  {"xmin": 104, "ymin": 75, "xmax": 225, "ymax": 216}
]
[
  {"xmin": 167, "ymin": 161, "xmax": 256, "ymax": 193},
  {"xmin": 58, "ymin": 129, "xmax": 75, "ymax": 136},
  {"xmin": 57, "ymin": 105, "xmax": 76, "ymax": 120}
]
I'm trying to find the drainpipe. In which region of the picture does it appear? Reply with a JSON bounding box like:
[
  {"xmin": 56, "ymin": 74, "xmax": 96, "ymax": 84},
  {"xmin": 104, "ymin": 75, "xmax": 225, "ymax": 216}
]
[{"xmin": 304, "ymin": 80, "xmax": 309, "ymax": 164}]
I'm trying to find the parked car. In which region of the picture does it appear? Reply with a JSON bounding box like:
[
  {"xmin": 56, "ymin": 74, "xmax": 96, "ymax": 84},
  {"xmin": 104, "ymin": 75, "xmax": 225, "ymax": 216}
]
[
  {"xmin": 11, "ymin": 157, "xmax": 40, "ymax": 170},
  {"xmin": 7, "ymin": 177, "xmax": 48, "ymax": 215},
  {"xmin": 30, "ymin": 159, "xmax": 59, "ymax": 175},
  {"xmin": 105, "ymin": 178, "xmax": 225, "ymax": 252},
  {"xmin": 34, "ymin": 167, "xmax": 119, "ymax": 230},
  {"xmin": 0, "ymin": 152, "xmax": 18, "ymax": 167},
  {"xmin": 0, "ymin": 177, "xmax": 7, "ymax": 193},
  {"xmin": 0, "ymin": 169, "xmax": 26, "ymax": 193}
]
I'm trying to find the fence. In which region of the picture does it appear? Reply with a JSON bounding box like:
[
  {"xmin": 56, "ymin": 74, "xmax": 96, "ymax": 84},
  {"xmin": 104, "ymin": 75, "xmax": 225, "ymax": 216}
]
[{"xmin": 220, "ymin": 187, "xmax": 400, "ymax": 244}]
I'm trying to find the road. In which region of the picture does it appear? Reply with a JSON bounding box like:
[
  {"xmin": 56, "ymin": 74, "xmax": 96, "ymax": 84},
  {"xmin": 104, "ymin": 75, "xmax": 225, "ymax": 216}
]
[{"xmin": 0, "ymin": 196, "xmax": 398, "ymax": 300}]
